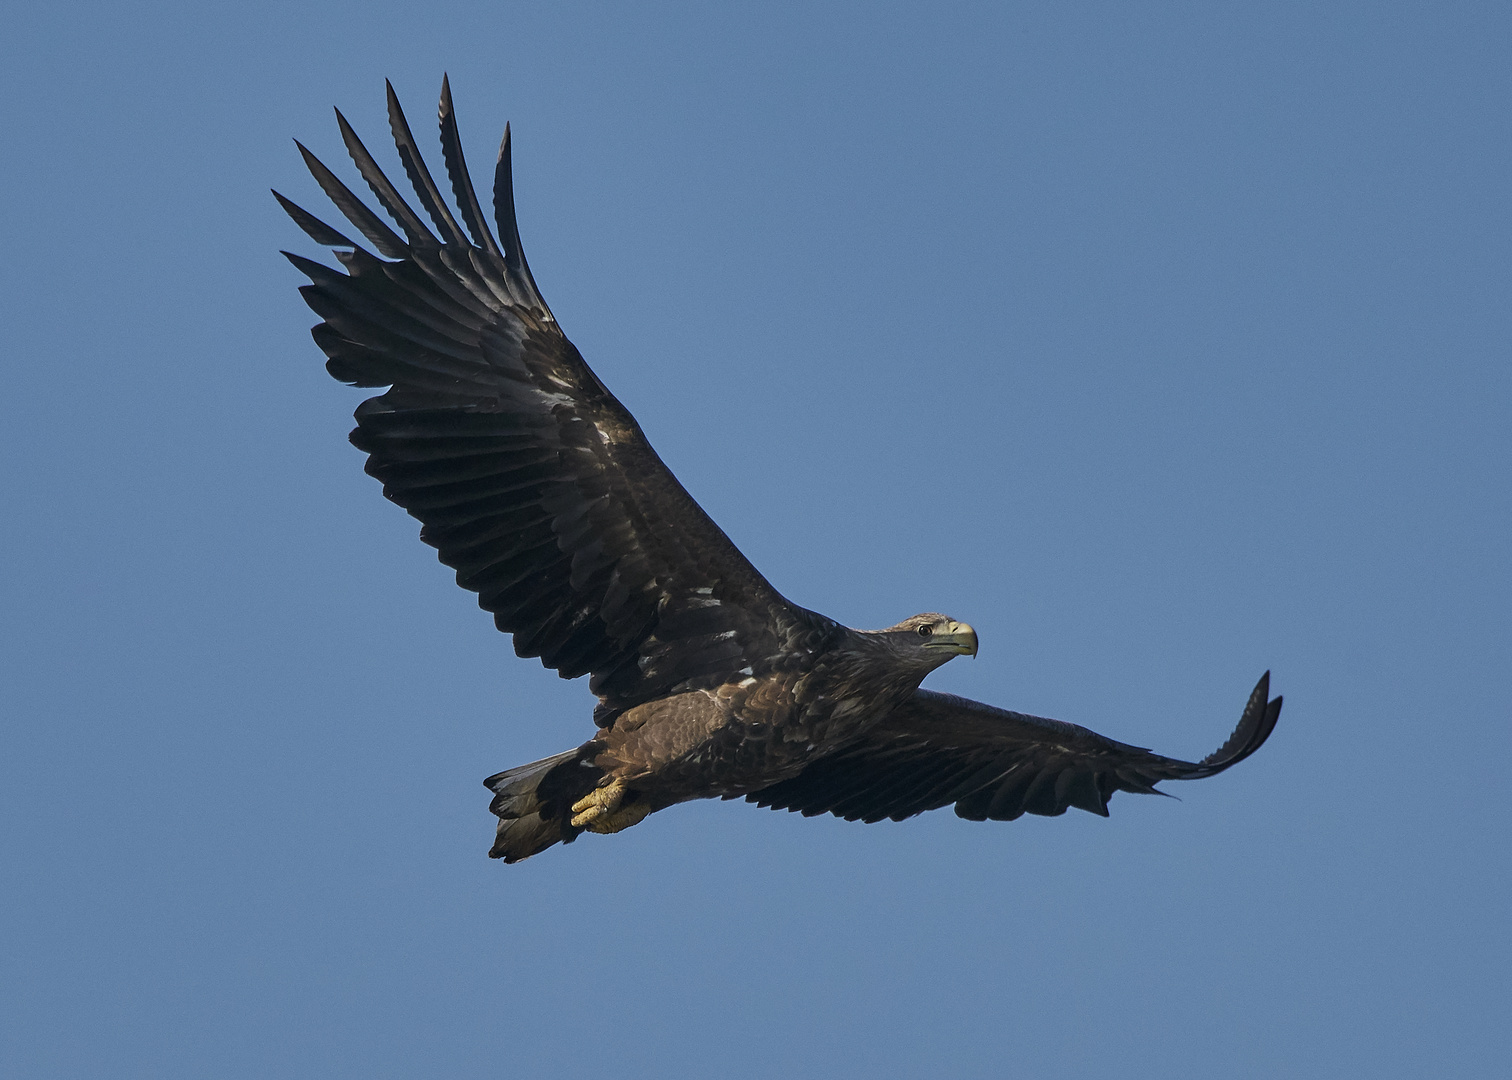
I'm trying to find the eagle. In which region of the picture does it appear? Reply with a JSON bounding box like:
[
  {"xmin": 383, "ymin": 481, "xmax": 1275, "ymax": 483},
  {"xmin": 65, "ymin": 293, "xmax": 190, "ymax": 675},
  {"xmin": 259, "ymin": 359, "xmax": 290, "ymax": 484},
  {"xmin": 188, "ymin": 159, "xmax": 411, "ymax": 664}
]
[{"xmin": 277, "ymin": 79, "xmax": 1282, "ymax": 863}]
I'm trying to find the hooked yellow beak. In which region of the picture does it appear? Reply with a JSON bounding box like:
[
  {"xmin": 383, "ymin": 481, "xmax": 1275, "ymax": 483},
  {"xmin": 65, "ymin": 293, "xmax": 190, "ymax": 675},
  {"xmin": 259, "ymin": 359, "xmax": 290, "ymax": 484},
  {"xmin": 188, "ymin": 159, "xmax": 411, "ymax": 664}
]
[{"xmin": 924, "ymin": 620, "xmax": 978, "ymax": 657}]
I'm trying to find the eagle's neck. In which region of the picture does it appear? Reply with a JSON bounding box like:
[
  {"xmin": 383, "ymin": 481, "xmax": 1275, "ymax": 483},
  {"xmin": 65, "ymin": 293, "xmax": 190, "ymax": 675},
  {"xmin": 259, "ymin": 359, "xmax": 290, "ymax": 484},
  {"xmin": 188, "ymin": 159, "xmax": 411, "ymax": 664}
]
[{"xmin": 826, "ymin": 627, "xmax": 941, "ymax": 709}]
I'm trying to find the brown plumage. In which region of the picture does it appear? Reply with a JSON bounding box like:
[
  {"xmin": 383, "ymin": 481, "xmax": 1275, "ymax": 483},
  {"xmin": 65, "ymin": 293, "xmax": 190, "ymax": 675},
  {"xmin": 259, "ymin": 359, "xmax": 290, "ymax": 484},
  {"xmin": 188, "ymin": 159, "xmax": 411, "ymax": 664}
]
[{"xmin": 277, "ymin": 80, "xmax": 1282, "ymax": 863}]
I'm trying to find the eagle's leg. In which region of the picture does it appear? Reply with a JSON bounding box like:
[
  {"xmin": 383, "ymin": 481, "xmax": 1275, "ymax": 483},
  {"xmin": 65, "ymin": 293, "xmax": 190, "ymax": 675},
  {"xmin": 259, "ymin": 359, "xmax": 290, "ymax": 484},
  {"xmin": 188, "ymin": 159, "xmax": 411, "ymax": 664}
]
[{"xmin": 570, "ymin": 779, "xmax": 651, "ymax": 833}]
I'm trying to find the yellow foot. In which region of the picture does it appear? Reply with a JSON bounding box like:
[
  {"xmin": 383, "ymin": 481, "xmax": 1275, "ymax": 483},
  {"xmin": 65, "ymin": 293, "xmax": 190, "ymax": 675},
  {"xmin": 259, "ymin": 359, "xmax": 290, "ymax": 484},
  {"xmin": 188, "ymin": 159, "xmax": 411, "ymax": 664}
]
[{"xmin": 570, "ymin": 780, "xmax": 652, "ymax": 834}]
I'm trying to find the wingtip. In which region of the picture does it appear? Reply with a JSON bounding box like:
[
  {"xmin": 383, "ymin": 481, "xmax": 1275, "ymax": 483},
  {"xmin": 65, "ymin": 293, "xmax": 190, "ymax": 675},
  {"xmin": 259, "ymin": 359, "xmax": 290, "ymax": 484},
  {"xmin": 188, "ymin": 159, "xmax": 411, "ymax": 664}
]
[
  {"xmin": 1216, "ymin": 671, "xmax": 1282, "ymax": 771},
  {"xmin": 272, "ymin": 188, "xmax": 358, "ymax": 249},
  {"xmin": 384, "ymin": 78, "xmax": 403, "ymax": 121},
  {"xmin": 332, "ymin": 107, "xmax": 360, "ymax": 150},
  {"xmin": 1263, "ymin": 693, "xmax": 1283, "ymax": 736},
  {"xmin": 333, "ymin": 105, "xmax": 362, "ymax": 146},
  {"xmin": 384, "ymin": 78, "xmax": 403, "ymax": 123}
]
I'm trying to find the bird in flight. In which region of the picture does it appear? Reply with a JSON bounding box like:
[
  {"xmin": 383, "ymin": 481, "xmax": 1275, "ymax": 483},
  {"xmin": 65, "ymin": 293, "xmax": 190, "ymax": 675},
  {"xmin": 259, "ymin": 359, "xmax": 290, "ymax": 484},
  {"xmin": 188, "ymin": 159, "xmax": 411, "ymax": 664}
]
[{"xmin": 277, "ymin": 79, "xmax": 1281, "ymax": 863}]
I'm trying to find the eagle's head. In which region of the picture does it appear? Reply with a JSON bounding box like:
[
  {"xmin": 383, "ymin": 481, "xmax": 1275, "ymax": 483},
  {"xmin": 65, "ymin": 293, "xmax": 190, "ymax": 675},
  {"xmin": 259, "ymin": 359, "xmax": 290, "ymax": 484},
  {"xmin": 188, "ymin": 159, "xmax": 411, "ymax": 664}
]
[{"xmin": 876, "ymin": 613, "xmax": 979, "ymax": 670}]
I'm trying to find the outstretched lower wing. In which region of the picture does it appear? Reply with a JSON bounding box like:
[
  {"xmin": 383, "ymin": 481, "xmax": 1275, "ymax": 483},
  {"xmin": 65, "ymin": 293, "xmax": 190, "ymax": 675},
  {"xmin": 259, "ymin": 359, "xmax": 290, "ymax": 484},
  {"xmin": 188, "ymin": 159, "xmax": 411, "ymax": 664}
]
[
  {"xmin": 277, "ymin": 79, "xmax": 826, "ymax": 725},
  {"xmin": 748, "ymin": 673, "xmax": 1281, "ymax": 823}
]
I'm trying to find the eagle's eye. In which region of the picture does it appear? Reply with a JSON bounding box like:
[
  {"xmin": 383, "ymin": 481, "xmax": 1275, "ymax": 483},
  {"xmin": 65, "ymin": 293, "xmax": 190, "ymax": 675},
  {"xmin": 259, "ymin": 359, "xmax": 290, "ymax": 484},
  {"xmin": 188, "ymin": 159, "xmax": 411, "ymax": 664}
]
[{"xmin": 917, "ymin": 625, "xmax": 933, "ymax": 637}]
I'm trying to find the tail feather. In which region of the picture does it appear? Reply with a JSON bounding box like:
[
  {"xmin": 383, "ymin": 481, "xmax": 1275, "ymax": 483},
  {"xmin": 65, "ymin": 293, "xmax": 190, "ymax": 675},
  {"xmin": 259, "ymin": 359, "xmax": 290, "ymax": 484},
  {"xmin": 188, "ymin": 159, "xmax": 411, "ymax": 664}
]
[{"xmin": 484, "ymin": 742, "xmax": 604, "ymax": 862}]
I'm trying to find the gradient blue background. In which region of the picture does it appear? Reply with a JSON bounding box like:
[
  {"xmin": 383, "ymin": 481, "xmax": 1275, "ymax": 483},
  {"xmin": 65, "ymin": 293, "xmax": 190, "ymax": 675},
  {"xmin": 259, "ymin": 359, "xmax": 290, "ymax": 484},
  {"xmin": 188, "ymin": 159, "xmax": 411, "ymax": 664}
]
[{"xmin": 3, "ymin": 3, "xmax": 1508, "ymax": 1077}]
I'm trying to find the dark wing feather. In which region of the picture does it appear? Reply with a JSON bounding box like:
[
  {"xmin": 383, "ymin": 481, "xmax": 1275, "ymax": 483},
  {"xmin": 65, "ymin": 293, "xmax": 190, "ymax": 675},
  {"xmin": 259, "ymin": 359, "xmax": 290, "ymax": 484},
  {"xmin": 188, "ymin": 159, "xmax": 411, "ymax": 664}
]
[
  {"xmin": 279, "ymin": 80, "xmax": 825, "ymax": 724},
  {"xmin": 383, "ymin": 79, "xmax": 470, "ymax": 248},
  {"xmin": 291, "ymin": 141, "xmax": 408, "ymax": 258},
  {"xmin": 749, "ymin": 673, "xmax": 1281, "ymax": 822},
  {"xmin": 436, "ymin": 74, "xmax": 503, "ymax": 259}
]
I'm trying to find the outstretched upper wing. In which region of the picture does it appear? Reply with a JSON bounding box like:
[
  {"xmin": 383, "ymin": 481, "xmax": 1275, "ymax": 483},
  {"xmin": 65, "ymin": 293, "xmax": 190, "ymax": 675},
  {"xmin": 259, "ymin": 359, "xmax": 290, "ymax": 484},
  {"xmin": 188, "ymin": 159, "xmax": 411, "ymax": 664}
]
[
  {"xmin": 277, "ymin": 79, "xmax": 828, "ymax": 724},
  {"xmin": 747, "ymin": 673, "xmax": 1281, "ymax": 822}
]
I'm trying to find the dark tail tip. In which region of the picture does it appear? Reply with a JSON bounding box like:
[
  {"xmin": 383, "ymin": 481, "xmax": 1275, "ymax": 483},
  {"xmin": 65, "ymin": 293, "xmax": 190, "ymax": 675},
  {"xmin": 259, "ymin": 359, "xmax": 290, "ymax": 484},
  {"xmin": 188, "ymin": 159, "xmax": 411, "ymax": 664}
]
[{"xmin": 484, "ymin": 743, "xmax": 604, "ymax": 862}]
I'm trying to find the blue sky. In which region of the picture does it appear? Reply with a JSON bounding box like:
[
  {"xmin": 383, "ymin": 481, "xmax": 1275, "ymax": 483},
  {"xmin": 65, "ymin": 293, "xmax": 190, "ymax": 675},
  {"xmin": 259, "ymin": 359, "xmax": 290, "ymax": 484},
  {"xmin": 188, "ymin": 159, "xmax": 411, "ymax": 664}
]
[{"xmin": 3, "ymin": 2, "xmax": 1508, "ymax": 1077}]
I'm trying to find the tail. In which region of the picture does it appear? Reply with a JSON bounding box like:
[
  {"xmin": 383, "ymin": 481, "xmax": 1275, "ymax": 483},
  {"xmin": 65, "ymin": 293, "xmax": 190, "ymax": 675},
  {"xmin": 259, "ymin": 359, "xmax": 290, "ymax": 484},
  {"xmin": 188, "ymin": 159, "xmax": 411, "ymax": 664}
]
[{"xmin": 484, "ymin": 742, "xmax": 605, "ymax": 863}]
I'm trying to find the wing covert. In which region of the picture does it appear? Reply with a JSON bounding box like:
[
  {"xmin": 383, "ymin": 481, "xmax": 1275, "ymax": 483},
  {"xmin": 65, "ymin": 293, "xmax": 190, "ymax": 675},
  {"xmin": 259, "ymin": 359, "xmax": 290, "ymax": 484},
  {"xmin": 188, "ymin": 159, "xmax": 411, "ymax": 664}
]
[{"xmin": 748, "ymin": 673, "xmax": 1281, "ymax": 823}]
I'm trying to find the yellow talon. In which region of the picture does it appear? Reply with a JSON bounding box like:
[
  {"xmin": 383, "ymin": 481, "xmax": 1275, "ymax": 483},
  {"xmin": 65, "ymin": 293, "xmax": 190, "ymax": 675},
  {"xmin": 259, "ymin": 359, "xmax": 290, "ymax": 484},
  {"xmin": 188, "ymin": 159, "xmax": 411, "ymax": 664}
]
[
  {"xmin": 571, "ymin": 781, "xmax": 623, "ymax": 826},
  {"xmin": 570, "ymin": 779, "xmax": 649, "ymax": 833},
  {"xmin": 585, "ymin": 801, "xmax": 652, "ymax": 834}
]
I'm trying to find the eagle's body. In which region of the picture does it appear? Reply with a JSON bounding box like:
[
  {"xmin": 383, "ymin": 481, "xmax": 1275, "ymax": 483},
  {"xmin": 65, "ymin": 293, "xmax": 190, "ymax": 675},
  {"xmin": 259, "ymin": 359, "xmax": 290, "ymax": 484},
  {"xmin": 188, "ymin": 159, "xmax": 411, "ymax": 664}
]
[{"xmin": 278, "ymin": 80, "xmax": 1282, "ymax": 863}]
